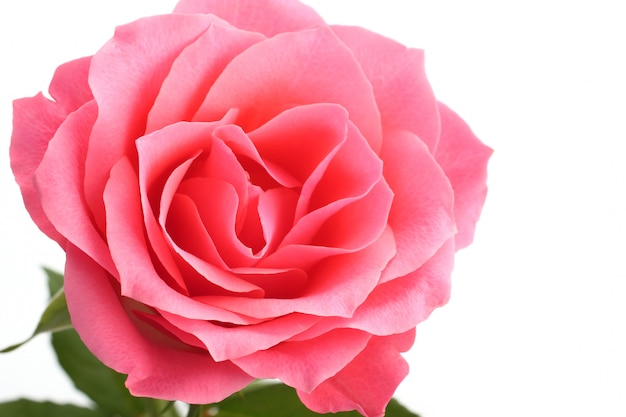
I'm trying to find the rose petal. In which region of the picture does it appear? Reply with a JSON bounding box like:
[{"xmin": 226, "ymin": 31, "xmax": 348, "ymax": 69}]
[
  {"xmin": 277, "ymin": 119, "xmax": 385, "ymax": 248},
  {"xmin": 173, "ymin": 0, "xmax": 326, "ymax": 37},
  {"xmin": 84, "ymin": 13, "xmax": 221, "ymax": 227},
  {"xmin": 195, "ymin": 226, "xmax": 395, "ymax": 319},
  {"xmin": 332, "ymin": 25, "xmax": 440, "ymax": 151},
  {"xmin": 297, "ymin": 330, "xmax": 415, "ymax": 417},
  {"xmin": 380, "ymin": 128, "xmax": 456, "ymax": 282},
  {"xmin": 166, "ymin": 193, "xmax": 265, "ymax": 297},
  {"xmin": 186, "ymin": 134, "xmax": 254, "ymax": 233},
  {"xmin": 248, "ymin": 103, "xmax": 349, "ymax": 189},
  {"xmin": 147, "ymin": 20, "xmax": 264, "ymax": 133},
  {"xmin": 213, "ymin": 124, "xmax": 300, "ymax": 188},
  {"xmin": 64, "ymin": 244, "xmax": 254, "ymax": 404},
  {"xmin": 104, "ymin": 156, "xmax": 260, "ymax": 324},
  {"xmin": 48, "ymin": 56, "xmax": 93, "ymax": 114},
  {"xmin": 161, "ymin": 311, "xmax": 321, "ymax": 362},
  {"xmin": 11, "ymin": 94, "xmax": 70, "ymax": 244},
  {"xmin": 194, "ymin": 26, "xmax": 382, "ymax": 153},
  {"xmin": 10, "ymin": 56, "xmax": 92, "ymax": 244},
  {"xmin": 233, "ymin": 329, "xmax": 371, "ymax": 393},
  {"xmin": 33, "ymin": 101, "xmax": 115, "ymax": 274},
  {"xmin": 289, "ymin": 239, "xmax": 454, "ymax": 340},
  {"xmin": 9, "ymin": 53, "xmax": 92, "ymax": 246},
  {"xmin": 178, "ymin": 177, "xmax": 258, "ymax": 266},
  {"xmin": 136, "ymin": 117, "xmax": 238, "ymax": 281},
  {"xmin": 435, "ymin": 102, "xmax": 493, "ymax": 249}
]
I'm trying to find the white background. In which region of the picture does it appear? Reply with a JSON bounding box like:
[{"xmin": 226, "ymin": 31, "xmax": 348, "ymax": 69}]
[{"xmin": 1, "ymin": 1, "xmax": 625, "ymax": 416}]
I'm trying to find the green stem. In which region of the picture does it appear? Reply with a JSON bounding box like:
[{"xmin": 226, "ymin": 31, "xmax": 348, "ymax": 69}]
[
  {"xmin": 159, "ymin": 401, "xmax": 182, "ymax": 417},
  {"xmin": 186, "ymin": 404, "xmax": 202, "ymax": 417}
]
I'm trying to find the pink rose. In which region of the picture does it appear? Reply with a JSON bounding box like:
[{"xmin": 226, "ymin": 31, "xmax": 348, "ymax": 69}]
[{"xmin": 11, "ymin": 1, "xmax": 491, "ymax": 416}]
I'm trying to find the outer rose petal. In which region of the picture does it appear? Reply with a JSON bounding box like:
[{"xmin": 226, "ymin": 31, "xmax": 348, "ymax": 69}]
[
  {"xmin": 48, "ymin": 56, "xmax": 93, "ymax": 114},
  {"xmin": 11, "ymin": 95, "xmax": 68, "ymax": 245},
  {"xmin": 33, "ymin": 101, "xmax": 115, "ymax": 274},
  {"xmin": 380, "ymin": 128, "xmax": 455, "ymax": 281},
  {"xmin": 297, "ymin": 330, "xmax": 415, "ymax": 417},
  {"xmin": 232, "ymin": 329, "xmax": 371, "ymax": 393},
  {"xmin": 193, "ymin": 26, "xmax": 383, "ymax": 153},
  {"xmin": 64, "ymin": 244, "xmax": 255, "ymax": 403},
  {"xmin": 332, "ymin": 25, "xmax": 440, "ymax": 152},
  {"xmin": 173, "ymin": 0, "xmax": 325, "ymax": 37},
  {"xmin": 10, "ymin": 57, "xmax": 92, "ymax": 244},
  {"xmin": 146, "ymin": 20, "xmax": 265, "ymax": 133},
  {"xmin": 435, "ymin": 102, "xmax": 493, "ymax": 249},
  {"xmin": 287, "ymin": 239, "xmax": 454, "ymax": 341},
  {"xmin": 84, "ymin": 13, "xmax": 223, "ymax": 227}
]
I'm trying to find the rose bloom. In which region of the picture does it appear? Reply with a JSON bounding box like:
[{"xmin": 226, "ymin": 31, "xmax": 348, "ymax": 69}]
[{"xmin": 11, "ymin": 0, "xmax": 491, "ymax": 416}]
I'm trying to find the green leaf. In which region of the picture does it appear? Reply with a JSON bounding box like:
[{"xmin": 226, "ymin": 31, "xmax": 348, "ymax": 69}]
[
  {"xmin": 44, "ymin": 267, "xmax": 64, "ymax": 297},
  {"xmin": 207, "ymin": 383, "xmax": 420, "ymax": 417},
  {"xmin": 0, "ymin": 399, "xmax": 104, "ymax": 417},
  {"xmin": 51, "ymin": 329, "xmax": 152, "ymax": 417},
  {"xmin": 1, "ymin": 288, "xmax": 72, "ymax": 353}
]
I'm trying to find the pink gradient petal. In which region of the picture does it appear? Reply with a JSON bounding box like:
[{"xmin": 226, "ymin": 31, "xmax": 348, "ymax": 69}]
[
  {"xmin": 232, "ymin": 266, "xmax": 308, "ymax": 299},
  {"xmin": 10, "ymin": 57, "xmax": 91, "ymax": 244},
  {"xmin": 256, "ymin": 187, "xmax": 299, "ymax": 254},
  {"xmin": 213, "ymin": 124, "xmax": 300, "ymax": 188},
  {"xmin": 297, "ymin": 331, "xmax": 415, "ymax": 417},
  {"xmin": 64, "ymin": 244, "xmax": 254, "ymax": 404},
  {"xmin": 173, "ymin": 0, "xmax": 325, "ymax": 37},
  {"xmin": 137, "ymin": 118, "xmax": 237, "ymax": 280},
  {"xmin": 150, "ymin": 155, "xmax": 198, "ymax": 294},
  {"xmin": 279, "ymin": 120, "xmax": 384, "ymax": 248},
  {"xmin": 161, "ymin": 312, "xmax": 321, "ymax": 362},
  {"xmin": 310, "ymin": 179, "xmax": 392, "ymax": 251},
  {"xmin": 48, "ymin": 56, "xmax": 93, "ymax": 114},
  {"xmin": 147, "ymin": 21, "xmax": 264, "ymax": 133},
  {"xmin": 189, "ymin": 136, "xmax": 254, "ymax": 233},
  {"xmin": 166, "ymin": 193, "xmax": 268, "ymax": 298},
  {"xmin": 233, "ymin": 329, "xmax": 371, "ymax": 393},
  {"xmin": 195, "ymin": 226, "xmax": 395, "ymax": 319},
  {"xmin": 435, "ymin": 102, "xmax": 493, "ymax": 249},
  {"xmin": 380, "ymin": 128, "xmax": 456, "ymax": 282},
  {"xmin": 248, "ymin": 104, "xmax": 349, "ymax": 187},
  {"xmin": 104, "ymin": 156, "xmax": 260, "ymax": 324},
  {"xmin": 84, "ymin": 14, "xmax": 219, "ymax": 227},
  {"xmin": 289, "ymin": 239, "xmax": 454, "ymax": 341},
  {"xmin": 165, "ymin": 193, "xmax": 235, "ymax": 285},
  {"xmin": 179, "ymin": 177, "xmax": 257, "ymax": 266},
  {"xmin": 306, "ymin": 121, "xmax": 383, "ymax": 215},
  {"xmin": 11, "ymin": 94, "xmax": 71, "ymax": 244},
  {"xmin": 194, "ymin": 27, "xmax": 382, "ymax": 153},
  {"xmin": 33, "ymin": 101, "xmax": 115, "ymax": 274},
  {"xmin": 332, "ymin": 26, "xmax": 440, "ymax": 151}
]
